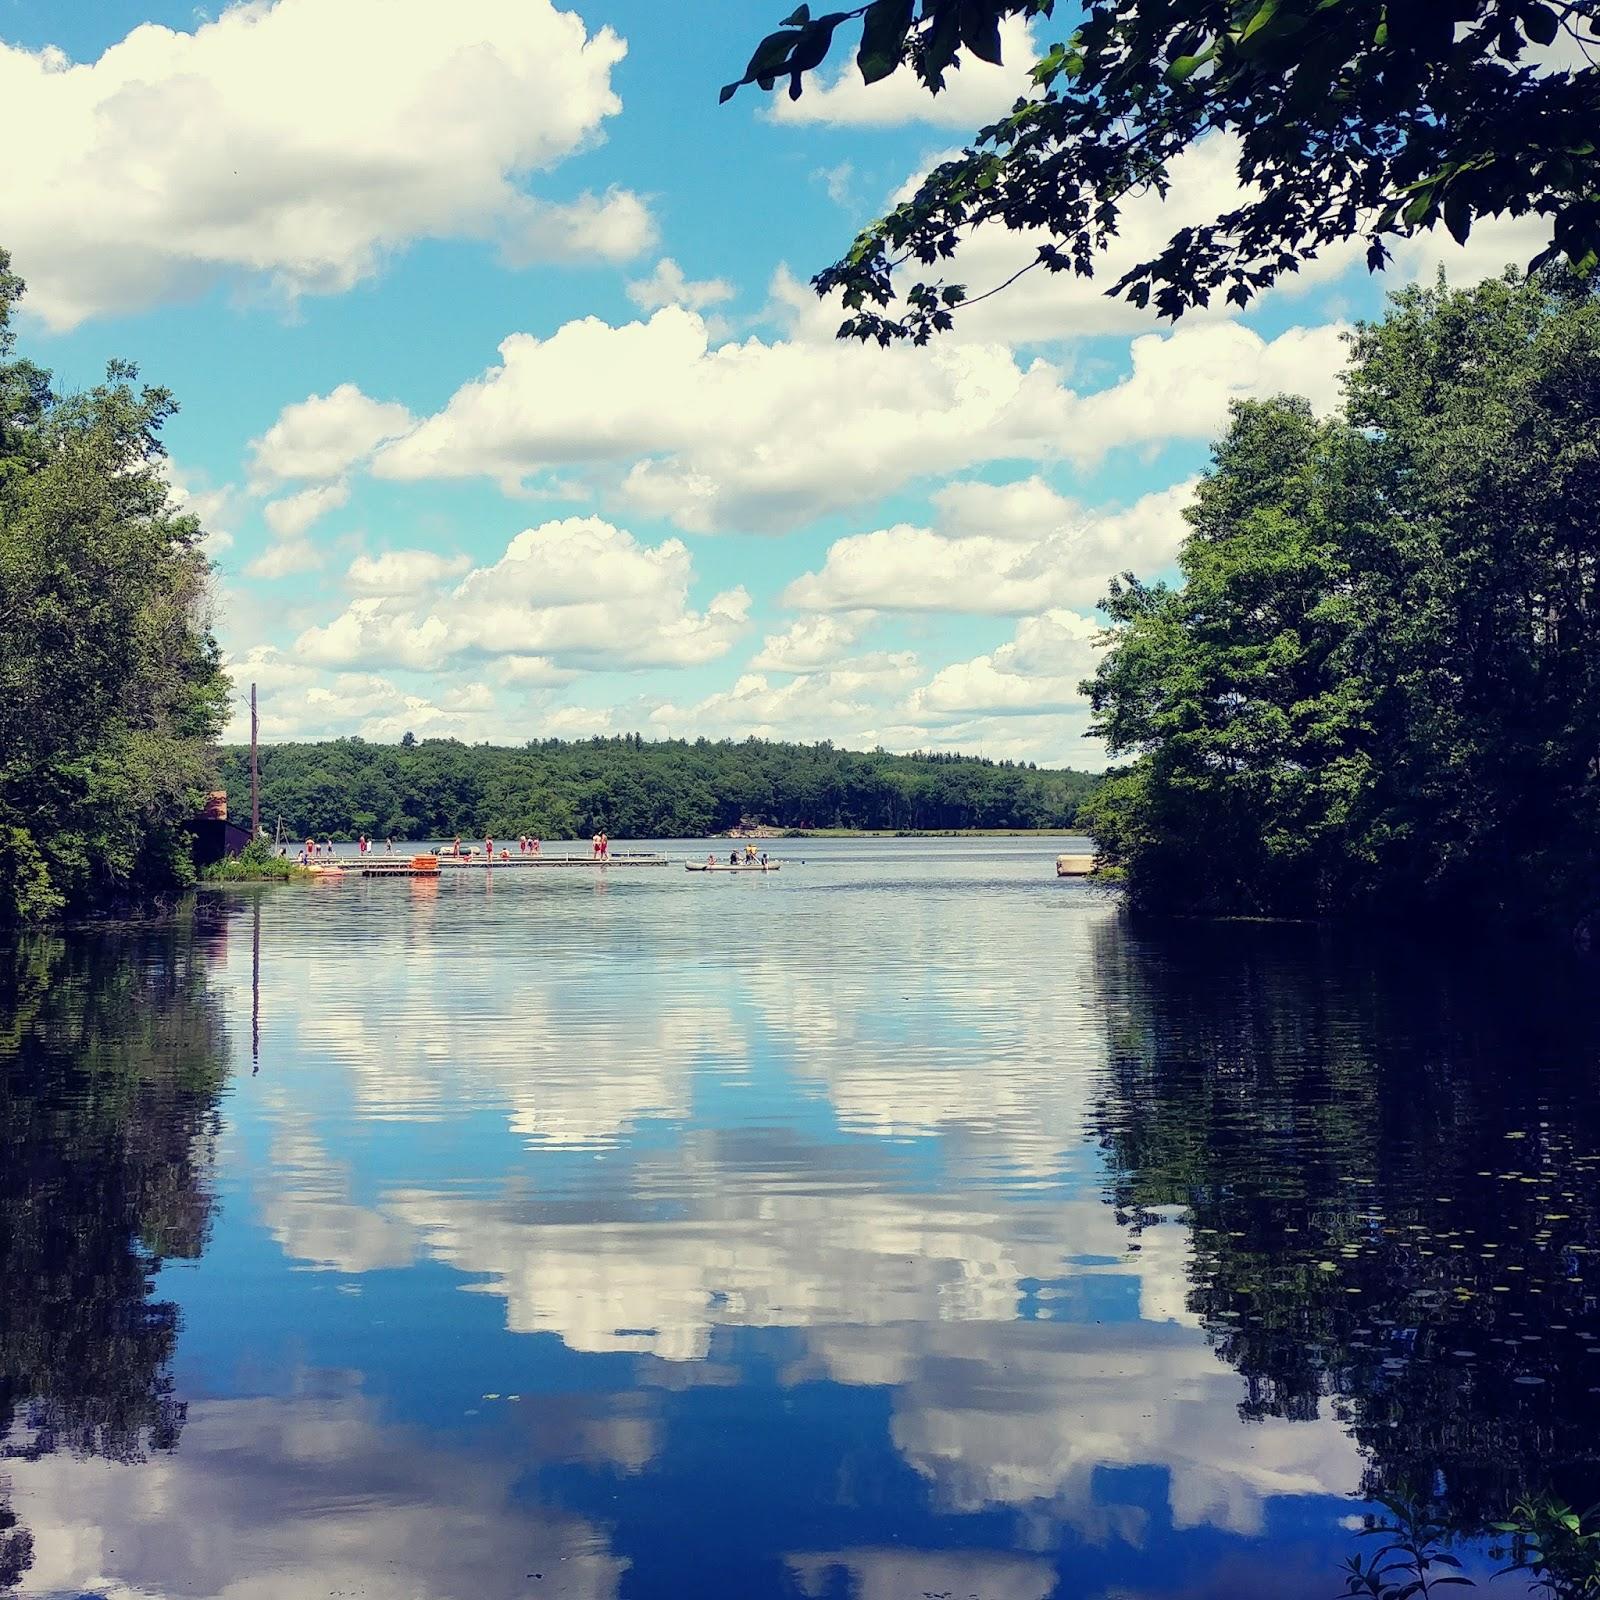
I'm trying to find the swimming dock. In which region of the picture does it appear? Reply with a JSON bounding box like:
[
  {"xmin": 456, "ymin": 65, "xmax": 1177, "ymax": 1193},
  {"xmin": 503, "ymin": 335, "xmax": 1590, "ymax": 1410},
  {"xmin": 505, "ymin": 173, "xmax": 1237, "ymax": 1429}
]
[
  {"xmin": 435, "ymin": 852, "xmax": 670, "ymax": 869},
  {"xmin": 354, "ymin": 856, "xmax": 441, "ymax": 878}
]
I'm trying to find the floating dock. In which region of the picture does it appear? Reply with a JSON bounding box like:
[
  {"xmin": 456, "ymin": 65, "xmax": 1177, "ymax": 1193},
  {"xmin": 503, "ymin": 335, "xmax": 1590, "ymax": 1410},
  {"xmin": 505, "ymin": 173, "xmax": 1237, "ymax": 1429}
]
[
  {"xmin": 1056, "ymin": 854, "xmax": 1095, "ymax": 877},
  {"xmin": 435, "ymin": 852, "xmax": 670, "ymax": 870},
  {"xmin": 356, "ymin": 856, "xmax": 441, "ymax": 878}
]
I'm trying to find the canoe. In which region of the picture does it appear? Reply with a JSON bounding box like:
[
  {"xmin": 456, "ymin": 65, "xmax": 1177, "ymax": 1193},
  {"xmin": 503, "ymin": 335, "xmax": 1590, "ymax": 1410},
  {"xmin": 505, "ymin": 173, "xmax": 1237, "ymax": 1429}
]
[{"xmin": 686, "ymin": 863, "xmax": 781, "ymax": 872}]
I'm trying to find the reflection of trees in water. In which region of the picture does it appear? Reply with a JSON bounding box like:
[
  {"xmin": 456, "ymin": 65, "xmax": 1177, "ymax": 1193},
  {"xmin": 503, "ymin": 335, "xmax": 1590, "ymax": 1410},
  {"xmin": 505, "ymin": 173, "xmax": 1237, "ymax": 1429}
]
[
  {"xmin": 0, "ymin": 920, "xmax": 229, "ymax": 1587},
  {"xmin": 1091, "ymin": 919, "xmax": 1600, "ymax": 1526}
]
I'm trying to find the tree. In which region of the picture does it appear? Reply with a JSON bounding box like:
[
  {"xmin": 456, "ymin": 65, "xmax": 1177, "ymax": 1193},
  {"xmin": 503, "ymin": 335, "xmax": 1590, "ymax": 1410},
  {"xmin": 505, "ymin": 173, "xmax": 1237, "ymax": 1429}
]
[
  {"xmin": 1080, "ymin": 268, "xmax": 1600, "ymax": 927},
  {"xmin": 0, "ymin": 253, "xmax": 230, "ymax": 922},
  {"xmin": 724, "ymin": 1, "xmax": 1600, "ymax": 342},
  {"xmin": 1089, "ymin": 915, "xmax": 1600, "ymax": 1524},
  {"xmin": 217, "ymin": 734, "xmax": 1101, "ymax": 840},
  {"xmin": 0, "ymin": 921, "xmax": 229, "ymax": 1587}
]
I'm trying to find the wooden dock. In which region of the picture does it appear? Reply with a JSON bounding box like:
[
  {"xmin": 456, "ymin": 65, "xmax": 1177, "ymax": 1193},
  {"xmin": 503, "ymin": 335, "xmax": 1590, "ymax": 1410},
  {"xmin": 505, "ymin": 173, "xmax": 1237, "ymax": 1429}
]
[
  {"xmin": 303, "ymin": 851, "xmax": 672, "ymax": 877},
  {"xmin": 355, "ymin": 855, "xmax": 441, "ymax": 878},
  {"xmin": 434, "ymin": 852, "xmax": 670, "ymax": 870}
]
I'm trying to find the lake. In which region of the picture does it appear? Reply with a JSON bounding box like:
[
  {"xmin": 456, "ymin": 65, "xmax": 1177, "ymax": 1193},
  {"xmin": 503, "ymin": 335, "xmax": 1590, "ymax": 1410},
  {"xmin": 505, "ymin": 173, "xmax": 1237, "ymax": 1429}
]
[{"xmin": 2, "ymin": 837, "xmax": 1598, "ymax": 1599}]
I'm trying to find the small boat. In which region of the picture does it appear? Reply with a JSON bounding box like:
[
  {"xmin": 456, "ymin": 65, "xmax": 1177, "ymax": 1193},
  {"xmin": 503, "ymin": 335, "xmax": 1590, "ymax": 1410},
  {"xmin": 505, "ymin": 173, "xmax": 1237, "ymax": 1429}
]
[{"xmin": 686, "ymin": 861, "xmax": 781, "ymax": 873}]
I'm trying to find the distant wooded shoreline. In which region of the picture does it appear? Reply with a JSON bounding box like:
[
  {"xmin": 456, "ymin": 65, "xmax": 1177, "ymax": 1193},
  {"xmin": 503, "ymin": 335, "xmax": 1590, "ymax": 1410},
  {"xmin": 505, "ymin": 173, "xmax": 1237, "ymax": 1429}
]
[{"xmin": 216, "ymin": 735, "xmax": 1102, "ymax": 843}]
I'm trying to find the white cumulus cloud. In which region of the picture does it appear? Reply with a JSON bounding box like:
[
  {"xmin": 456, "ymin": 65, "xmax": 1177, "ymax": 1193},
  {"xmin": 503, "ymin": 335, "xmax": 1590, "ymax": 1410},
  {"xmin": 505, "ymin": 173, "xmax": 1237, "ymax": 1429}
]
[
  {"xmin": 768, "ymin": 15, "xmax": 1038, "ymax": 128},
  {"xmin": 626, "ymin": 257, "xmax": 734, "ymax": 314},
  {"xmin": 347, "ymin": 549, "xmax": 473, "ymax": 595},
  {"xmin": 244, "ymin": 537, "xmax": 325, "ymax": 580},
  {"xmin": 909, "ymin": 610, "xmax": 1102, "ymax": 719},
  {"xmin": 249, "ymin": 384, "xmax": 415, "ymax": 490},
  {"xmin": 750, "ymin": 614, "xmax": 875, "ymax": 672},
  {"xmin": 648, "ymin": 654, "xmax": 923, "ymax": 746},
  {"xmin": 263, "ymin": 481, "xmax": 351, "ymax": 539},
  {"xmin": 786, "ymin": 477, "xmax": 1197, "ymax": 616},
  {"xmin": 0, "ymin": 0, "xmax": 649, "ymax": 329},
  {"xmin": 295, "ymin": 515, "xmax": 750, "ymax": 672},
  {"xmin": 368, "ymin": 304, "xmax": 1078, "ymax": 531},
  {"xmin": 364, "ymin": 303, "xmax": 1344, "ymax": 533}
]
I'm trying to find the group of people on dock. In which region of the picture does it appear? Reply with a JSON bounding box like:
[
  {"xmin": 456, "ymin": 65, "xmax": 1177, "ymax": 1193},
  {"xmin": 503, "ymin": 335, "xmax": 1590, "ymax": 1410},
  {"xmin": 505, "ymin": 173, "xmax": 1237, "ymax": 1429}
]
[
  {"xmin": 592, "ymin": 832, "xmax": 610, "ymax": 859},
  {"xmin": 444, "ymin": 835, "xmax": 543, "ymax": 861},
  {"xmin": 297, "ymin": 836, "xmax": 397, "ymax": 862}
]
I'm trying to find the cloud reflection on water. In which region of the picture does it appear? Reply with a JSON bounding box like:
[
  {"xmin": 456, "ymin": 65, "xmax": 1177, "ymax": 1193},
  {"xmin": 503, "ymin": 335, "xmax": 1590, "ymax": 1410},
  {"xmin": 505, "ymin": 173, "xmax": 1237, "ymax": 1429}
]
[
  {"xmin": 11, "ymin": 1391, "xmax": 625, "ymax": 1600},
  {"xmin": 211, "ymin": 862, "xmax": 1366, "ymax": 1552}
]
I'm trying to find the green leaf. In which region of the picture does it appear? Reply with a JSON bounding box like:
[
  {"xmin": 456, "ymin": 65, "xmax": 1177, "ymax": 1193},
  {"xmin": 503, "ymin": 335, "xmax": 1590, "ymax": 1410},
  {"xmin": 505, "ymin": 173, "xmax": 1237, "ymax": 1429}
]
[
  {"xmin": 1236, "ymin": 0, "xmax": 1307, "ymax": 57},
  {"xmin": 922, "ymin": 0, "xmax": 963, "ymax": 78},
  {"xmin": 1166, "ymin": 47, "xmax": 1212, "ymax": 83},
  {"xmin": 1238, "ymin": 0, "xmax": 1279, "ymax": 44},
  {"xmin": 1402, "ymin": 186, "xmax": 1436, "ymax": 227},
  {"xmin": 959, "ymin": 0, "xmax": 1004, "ymax": 65},
  {"xmin": 1523, "ymin": 3, "xmax": 1559, "ymax": 46},
  {"xmin": 748, "ymin": 27, "xmax": 802, "ymax": 77},
  {"xmin": 857, "ymin": 0, "xmax": 915, "ymax": 83}
]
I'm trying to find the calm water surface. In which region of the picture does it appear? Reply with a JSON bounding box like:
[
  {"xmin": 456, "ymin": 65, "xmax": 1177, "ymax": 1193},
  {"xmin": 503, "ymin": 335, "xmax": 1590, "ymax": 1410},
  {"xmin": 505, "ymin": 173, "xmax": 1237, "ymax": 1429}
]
[{"xmin": 3, "ymin": 838, "xmax": 1599, "ymax": 1599}]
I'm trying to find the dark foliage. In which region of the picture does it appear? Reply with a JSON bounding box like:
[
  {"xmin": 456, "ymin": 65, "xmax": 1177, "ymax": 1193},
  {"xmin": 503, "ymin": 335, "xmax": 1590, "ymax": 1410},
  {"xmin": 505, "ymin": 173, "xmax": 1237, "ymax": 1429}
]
[
  {"xmin": 0, "ymin": 921, "xmax": 229, "ymax": 1589},
  {"xmin": 0, "ymin": 252, "xmax": 230, "ymax": 923},
  {"xmin": 216, "ymin": 735, "xmax": 1099, "ymax": 840},
  {"xmin": 726, "ymin": 1, "xmax": 1600, "ymax": 342},
  {"xmin": 1082, "ymin": 269, "xmax": 1600, "ymax": 928}
]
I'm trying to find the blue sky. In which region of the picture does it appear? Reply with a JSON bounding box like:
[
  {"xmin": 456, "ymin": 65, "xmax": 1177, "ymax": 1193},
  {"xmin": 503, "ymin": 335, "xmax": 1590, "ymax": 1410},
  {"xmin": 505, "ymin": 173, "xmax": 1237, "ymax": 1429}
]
[{"xmin": 0, "ymin": 0, "xmax": 1556, "ymax": 764}]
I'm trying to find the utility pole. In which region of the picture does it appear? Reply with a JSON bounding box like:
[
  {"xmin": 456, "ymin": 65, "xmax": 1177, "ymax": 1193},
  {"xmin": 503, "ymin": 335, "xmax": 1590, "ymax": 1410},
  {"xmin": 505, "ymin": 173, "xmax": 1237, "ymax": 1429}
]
[{"xmin": 250, "ymin": 682, "xmax": 260, "ymax": 839}]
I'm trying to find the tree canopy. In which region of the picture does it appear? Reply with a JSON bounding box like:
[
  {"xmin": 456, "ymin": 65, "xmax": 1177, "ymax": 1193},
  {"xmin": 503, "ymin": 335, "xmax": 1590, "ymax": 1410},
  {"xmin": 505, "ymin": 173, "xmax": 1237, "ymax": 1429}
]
[
  {"xmin": 217, "ymin": 734, "xmax": 1099, "ymax": 842},
  {"xmin": 0, "ymin": 252, "xmax": 229, "ymax": 924},
  {"xmin": 1081, "ymin": 267, "xmax": 1600, "ymax": 927},
  {"xmin": 1092, "ymin": 918, "xmax": 1600, "ymax": 1526},
  {"xmin": 0, "ymin": 921, "xmax": 229, "ymax": 1588},
  {"xmin": 725, "ymin": 1, "xmax": 1600, "ymax": 342}
]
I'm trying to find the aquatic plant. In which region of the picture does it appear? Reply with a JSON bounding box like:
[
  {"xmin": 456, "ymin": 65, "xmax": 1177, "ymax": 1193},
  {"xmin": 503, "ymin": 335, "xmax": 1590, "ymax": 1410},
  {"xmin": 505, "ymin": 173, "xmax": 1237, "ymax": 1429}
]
[
  {"xmin": 1330, "ymin": 1491, "xmax": 1600, "ymax": 1600},
  {"xmin": 1337, "ymin": 1491, "xmax": 1474, "ymax": 1599},
  {"xmin": 200, "ymin": 838, "xmax": 311, "ymax": 883},
  {"xmin": 1493, "ymin": 1496, "xmax": 1600, "ymax": 1598}
]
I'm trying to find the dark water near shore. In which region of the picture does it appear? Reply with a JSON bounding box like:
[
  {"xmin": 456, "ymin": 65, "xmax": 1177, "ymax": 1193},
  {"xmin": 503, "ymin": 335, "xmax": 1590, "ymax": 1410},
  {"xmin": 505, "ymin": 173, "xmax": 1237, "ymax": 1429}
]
[{"xmin": 2, "ymin": 838, "xmax": 1598, "ymax": 1599}]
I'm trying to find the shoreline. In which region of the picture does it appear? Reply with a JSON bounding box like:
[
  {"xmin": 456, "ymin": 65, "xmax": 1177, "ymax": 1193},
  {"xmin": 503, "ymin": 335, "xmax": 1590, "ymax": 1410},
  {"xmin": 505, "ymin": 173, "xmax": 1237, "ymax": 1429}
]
[{"xmin": 776, "ymin": 827, "xmax": 1087, "ymax": 839}]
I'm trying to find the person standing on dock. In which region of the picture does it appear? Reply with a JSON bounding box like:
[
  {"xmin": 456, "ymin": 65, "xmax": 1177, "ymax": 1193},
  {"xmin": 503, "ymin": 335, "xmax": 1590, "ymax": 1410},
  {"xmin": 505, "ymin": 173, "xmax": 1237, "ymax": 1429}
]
[
  {"xmin": 485, "ymin": 835, "xmax": 494, "ymax": 862},
  {"xmin": 531, "ymin": 837, "xmax": 540, "ymax": 856}
]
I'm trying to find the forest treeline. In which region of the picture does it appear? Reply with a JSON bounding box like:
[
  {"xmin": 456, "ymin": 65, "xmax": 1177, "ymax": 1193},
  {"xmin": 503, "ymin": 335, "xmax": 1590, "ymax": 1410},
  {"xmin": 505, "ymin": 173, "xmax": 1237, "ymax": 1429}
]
[
  {"xmin": 0, "ymin": 253, "xmax": 229, "ymax": 925},
  {"xmin": 1084, "ymin": 269, "xmax": 1600, "ymax": 931},
  {"xmin": 216, "ymin": 736, "xmax": 1100, "ymax": 840}
]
